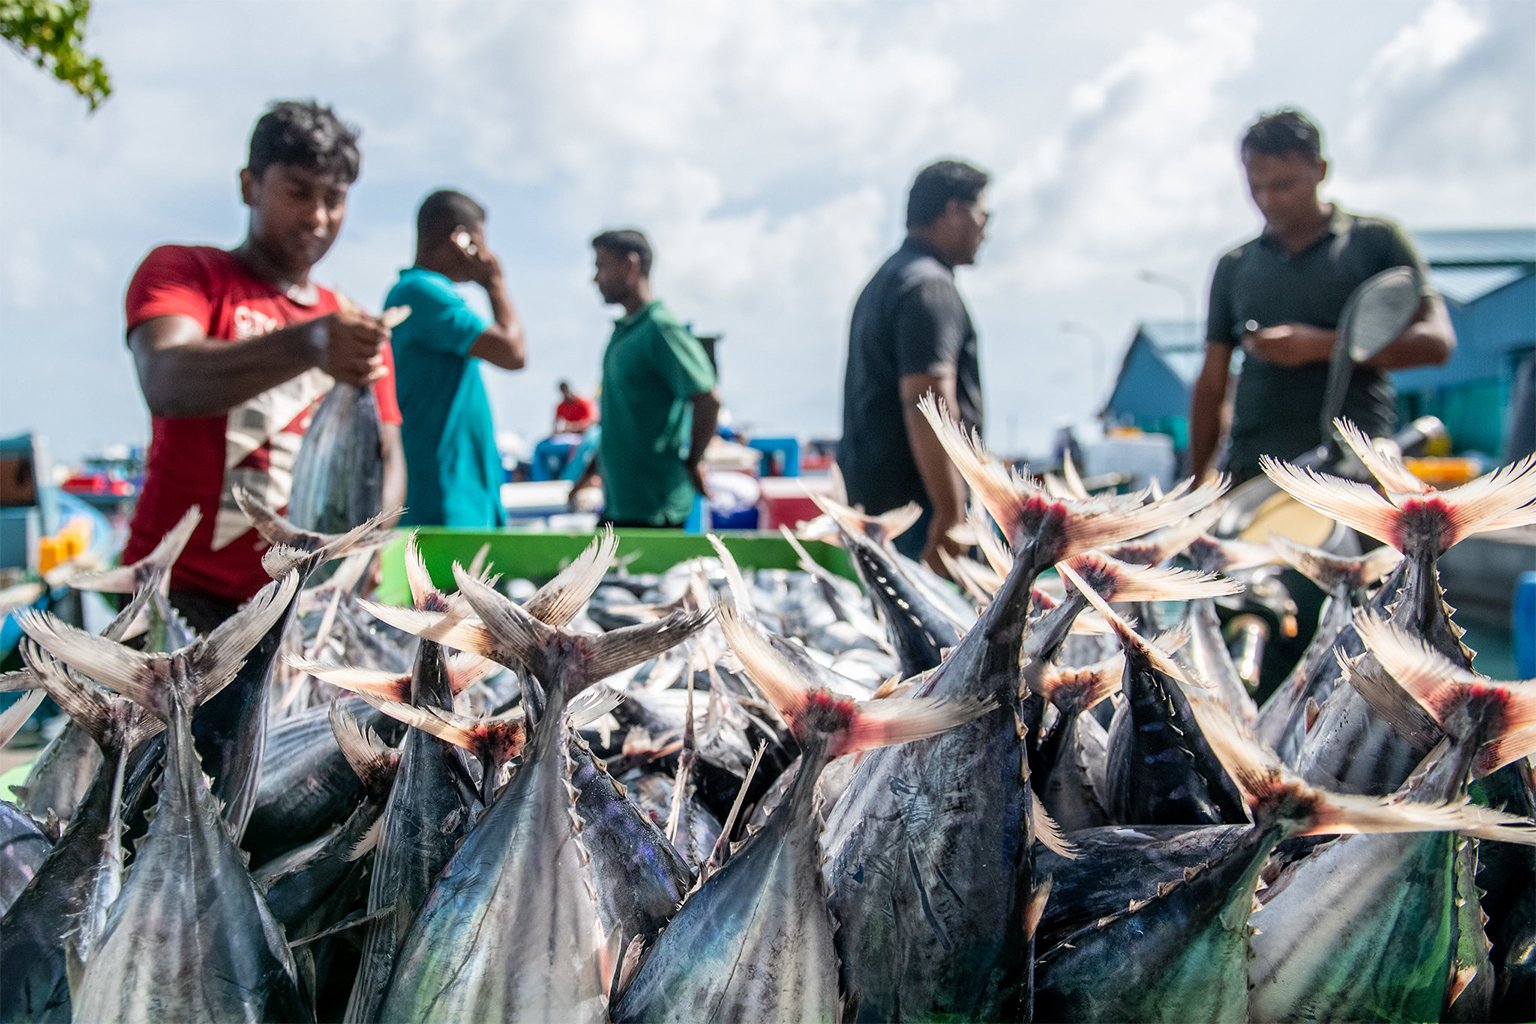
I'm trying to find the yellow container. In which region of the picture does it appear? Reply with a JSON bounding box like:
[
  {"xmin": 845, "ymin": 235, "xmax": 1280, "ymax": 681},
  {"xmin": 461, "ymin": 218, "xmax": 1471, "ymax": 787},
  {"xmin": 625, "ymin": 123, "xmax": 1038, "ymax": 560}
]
[{"xmin": 1404, "ymin": 456, "xmax": 1481, "ymax": 489}]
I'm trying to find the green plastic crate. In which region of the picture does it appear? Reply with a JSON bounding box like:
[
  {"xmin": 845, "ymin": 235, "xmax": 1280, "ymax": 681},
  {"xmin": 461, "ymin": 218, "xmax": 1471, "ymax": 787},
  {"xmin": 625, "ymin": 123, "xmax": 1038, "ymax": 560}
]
[{"xmin": 377, "ymin": 528, "xmax": 857, "ymax": 606}]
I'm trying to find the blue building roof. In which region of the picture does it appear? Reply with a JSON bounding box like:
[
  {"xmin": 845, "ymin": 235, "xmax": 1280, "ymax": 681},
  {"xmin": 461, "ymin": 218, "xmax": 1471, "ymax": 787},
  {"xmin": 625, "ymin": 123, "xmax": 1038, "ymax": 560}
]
[
  {"xmin": 1417, "ymin": 228, "xmax": 1536, "ymax": 305},
  {"xmin": 1416, "ymin": 227, "xmax": 1536, "ymax": 267}
]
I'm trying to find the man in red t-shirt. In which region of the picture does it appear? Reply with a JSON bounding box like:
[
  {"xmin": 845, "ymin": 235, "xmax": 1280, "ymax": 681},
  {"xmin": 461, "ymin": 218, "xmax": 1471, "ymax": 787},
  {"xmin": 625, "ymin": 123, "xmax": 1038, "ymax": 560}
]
[
  {"xmin": 123, "ymin": 100, "xmax": 405, "ymax": 631},
  {"xmin": 553, "ymin": 379, "xmax": 598, "ymax": 434}
]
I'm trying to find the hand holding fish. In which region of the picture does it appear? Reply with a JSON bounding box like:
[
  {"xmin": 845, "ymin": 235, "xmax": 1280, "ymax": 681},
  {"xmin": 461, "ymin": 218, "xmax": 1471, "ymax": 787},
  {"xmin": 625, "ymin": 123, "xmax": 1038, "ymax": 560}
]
[{"xmin": 316, "ymin": 299, "xmax": 410, "ymax": 386}]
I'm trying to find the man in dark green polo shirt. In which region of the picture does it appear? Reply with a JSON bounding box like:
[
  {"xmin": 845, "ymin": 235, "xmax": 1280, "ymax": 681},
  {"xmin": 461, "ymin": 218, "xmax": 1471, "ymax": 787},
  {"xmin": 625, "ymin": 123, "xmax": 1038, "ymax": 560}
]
[
  {"xmin": 575, "ymin": 228, "xmax": 720, "ymax": 527},
  {"xmin": 1189, "ymin": 109, "xmax": 1455, "ymax": 482}
]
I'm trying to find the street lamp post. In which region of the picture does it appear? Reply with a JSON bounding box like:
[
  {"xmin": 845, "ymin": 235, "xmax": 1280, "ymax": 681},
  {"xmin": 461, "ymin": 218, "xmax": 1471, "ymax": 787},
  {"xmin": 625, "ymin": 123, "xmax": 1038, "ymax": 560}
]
[
  {"xmin": 1059, "ymin": 320, "xmax": 1105, "ymax": 408},
  {"xmin": 1137, "ymin": 269, "xmax": 1196, "ymax": 329}
]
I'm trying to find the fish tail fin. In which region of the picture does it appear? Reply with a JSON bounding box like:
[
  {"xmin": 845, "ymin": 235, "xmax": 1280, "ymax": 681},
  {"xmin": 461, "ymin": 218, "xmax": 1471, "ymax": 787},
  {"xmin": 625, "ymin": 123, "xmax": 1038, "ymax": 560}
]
[
  {"xmin": 329, "ymin": 699, "xmax": 400, "ymax": 800},
  {"xmin": 916, "ymin": 393, "xmax": 1038, "ymax": 543},
  {"xmin": 1183, "ymin": 534, "xmax": 1278, "ymax": 575},
  {"xmin": 1260, "ymin": 457, "xmax": 1404, "ymax": 548},
  {"xmin": 286, "ymin": 656, "xmax": 412, "ymax": 702},
  {"xmin": 524, "ymin": 527, "xmax": 618, "ymax": 626},
  {"xmin": 1333, "ymin": 418, "xmax": 1430, "ymax": 496},
  {"xmin": 1272, "ymin": 535, "xmax": 1403, "ymax": 592},
  {"xmin": 1023, "ymin": 876, "xmax": 1054, "ymax": 942},
  {"xmin": 446, "ymin": 651, "xmax": 499, "ymax": 695},
  {"xmin": 1354, "ymin": 613, "xmax": 1536, "ymax": 777},
  {"xmin": 715, "ymin": 594, "xmax": 992, "ymax": 757},
  {"xmin": 466, "ymin": 541, "xmax": 493, "ymax": 580},
  {"xmin": 454, "ymin": 561, "xmax": 709, "ymax": 698},
  {"xmin": 0, "ymin": 683, "xmax": 45, "ymax": 749},
  {"xmin": 1105, "ymin": 502, "xmax": 1225, "ymax": 567},
  {"xmin": 1031, "ymin": 788, "xmax": 1078, "ymax": 858},
  {"xmin": 360, "ymin": 597, "xmax": 488, "ymax": 655},
  {"xmin": 1263, "ymin": 450, "xmax": 1536, "ymax": 553},
  {"xmin": 920, "ymin": 394, "xmax": 1225, "ymax": 557},
  {"xmin": 15, "ymin": 642, "xmax": 156, "ymax": 754},
  {"xmin": 403, "ymin": 532, "xmax": 449, "ymax": 612},
  {"xmin": 706, "ymin": 534, "xmax": 757, "ymax": 618},
  {"xmin": 915, "ymin": 393, "xmax": 1228, "ymax": 564},
  {"xmin": 1186, "ymin": 685, "xmax": 1536, "ymax": 843},
  {"xmin": 237, "ymin": 487, "xmax": 397, "ymax": 577},
  {"xmin": 1039, "ymin": 653, "xmax": 1124, "ymax": 716},
  {"xmin": 17, "ymin": 608, "xmax": 165, "ymax": 716},
  {"xmin": 70, "ymin": 506, "xmax": 201, "ymax": 594},
  {"xmin": 259, "ymin": 508, "xmax": 398, "ymax": 580},
  {"xmin": 1061, "ymin": 551, "xmax": 1242, "ymax": 603},
  {"xmin": 16, "ymin": 571, "xmax": 296, "ymax": 719},
  {"xmin": 807, "ymin": 491, "xmax": 923, "ymax": 548},
  {"xmin": 1056, "ymin": 562, "xmax": 1204, "ymax": 687}
]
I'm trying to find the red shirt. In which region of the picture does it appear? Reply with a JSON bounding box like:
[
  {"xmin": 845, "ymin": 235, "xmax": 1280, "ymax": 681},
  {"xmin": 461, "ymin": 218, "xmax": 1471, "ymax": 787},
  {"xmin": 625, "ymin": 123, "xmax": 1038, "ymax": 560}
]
[
  {"xmin": 556, "ymin": 394, "xmax": 597, "ymax": 426},
  {"xmin": 122, "ymin": 245, "xmax": 402, "ymax": 601}
]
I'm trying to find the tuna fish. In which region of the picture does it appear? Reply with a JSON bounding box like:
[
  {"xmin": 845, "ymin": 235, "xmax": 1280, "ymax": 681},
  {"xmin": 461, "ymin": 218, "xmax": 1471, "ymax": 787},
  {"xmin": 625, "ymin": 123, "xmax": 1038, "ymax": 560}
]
[
  {"xmin": 1249, "ymin": 613, "xmax": 1536, "ymax": 1022},
  {"xmin": 376, "ymin": 555, "xmax": 710, "ymax": 1022},
  {"xmin": 287, "ymin": 303, "xmax": 408, "ymax": 536},
  {"xmin": 16, "ymin": 572, "xmax": 310, "ymax": 1024},
  {"xmin": 823, "ymin": 396, "xmax": 1224, "ymax": 1021},
  {"xmin": 611, "ymin": 589, "xmax": 991, "ymax": 1023}
]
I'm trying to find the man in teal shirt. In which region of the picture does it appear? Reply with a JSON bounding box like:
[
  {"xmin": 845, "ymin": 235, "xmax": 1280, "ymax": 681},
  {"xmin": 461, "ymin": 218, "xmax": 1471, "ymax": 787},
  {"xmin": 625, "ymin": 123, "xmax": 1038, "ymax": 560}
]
[
  {"xmin": 574, "ymin": 229, "xmax": 719, "ymax": 527},
  {"xmin": 386, "ymin": 190, "xmax": 527, "ymax": 526}
]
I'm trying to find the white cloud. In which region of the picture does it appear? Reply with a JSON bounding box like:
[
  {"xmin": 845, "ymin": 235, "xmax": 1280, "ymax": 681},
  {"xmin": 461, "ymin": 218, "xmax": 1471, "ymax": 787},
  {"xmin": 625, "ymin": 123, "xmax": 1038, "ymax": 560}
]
[{"xmin": 2, "ymin": 0, "xmax": 1532, "ymax": 465}]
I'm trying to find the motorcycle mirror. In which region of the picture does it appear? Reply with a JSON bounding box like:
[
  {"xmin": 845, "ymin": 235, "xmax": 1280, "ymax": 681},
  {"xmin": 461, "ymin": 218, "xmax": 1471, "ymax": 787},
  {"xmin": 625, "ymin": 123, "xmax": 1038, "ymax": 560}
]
[
  {"xmin": 1339, "ymin": 266, "xmax": 1423, "ymax": 362},
  {"xmin": 1318, "ymin": 266, "xmax": 1424, "ymax": 442}
]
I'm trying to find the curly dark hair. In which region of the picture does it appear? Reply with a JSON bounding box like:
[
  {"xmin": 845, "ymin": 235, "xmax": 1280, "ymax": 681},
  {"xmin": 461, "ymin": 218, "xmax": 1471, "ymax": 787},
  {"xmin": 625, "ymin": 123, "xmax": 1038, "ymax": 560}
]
[
  {"xmin": 1241, "ymin": 109, "xmax": 1323, "ymax": 162},
  {"xmin": 247, "ymin": 99, "xmax": 362, "ymax": 183}
]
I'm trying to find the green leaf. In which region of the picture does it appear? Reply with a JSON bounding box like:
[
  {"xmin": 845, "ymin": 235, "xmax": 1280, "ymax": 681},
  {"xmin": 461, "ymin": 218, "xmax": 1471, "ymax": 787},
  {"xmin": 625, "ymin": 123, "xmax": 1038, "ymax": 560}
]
[{"xmin": 1, "ymin": 0, "xmax": 112, "ymax": 110}]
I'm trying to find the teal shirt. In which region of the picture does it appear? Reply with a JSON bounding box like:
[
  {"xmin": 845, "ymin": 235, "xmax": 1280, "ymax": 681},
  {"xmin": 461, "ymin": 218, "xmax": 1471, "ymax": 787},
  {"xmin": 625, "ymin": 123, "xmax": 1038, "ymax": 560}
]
[
  {"xmin": 598, "ymin": 301, "xmax": 717, "ymax": 524},
  {"xmin": 385, "ymin": 267, "xmax": 505, "ymax": 527}
]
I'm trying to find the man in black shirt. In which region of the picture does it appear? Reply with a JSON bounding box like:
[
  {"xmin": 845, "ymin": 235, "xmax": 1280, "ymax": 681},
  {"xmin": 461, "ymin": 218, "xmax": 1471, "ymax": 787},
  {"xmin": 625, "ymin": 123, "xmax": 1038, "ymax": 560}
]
[
  {"xmin": 839, "ymin": 159, "xmax": 989, "ymax": 569},
  {"xmin": 1189, "ymin": 109, "xmax": 1455, "ymax": 482}
]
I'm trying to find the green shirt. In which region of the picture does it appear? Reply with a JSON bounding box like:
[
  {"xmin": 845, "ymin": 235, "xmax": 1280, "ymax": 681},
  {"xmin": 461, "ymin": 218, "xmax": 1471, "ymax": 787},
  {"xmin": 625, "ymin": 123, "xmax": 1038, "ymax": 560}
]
[
  {"xmin": 385, "ymin": 267, "xmax": 505, "ymax": 527},
  {"xmin": 597, "ymin": 301, "xmax": 717, "ymax": 524},
  {"xmin": 1207, "ymin": 206, "xmax": 1430, "ymax": 477}
]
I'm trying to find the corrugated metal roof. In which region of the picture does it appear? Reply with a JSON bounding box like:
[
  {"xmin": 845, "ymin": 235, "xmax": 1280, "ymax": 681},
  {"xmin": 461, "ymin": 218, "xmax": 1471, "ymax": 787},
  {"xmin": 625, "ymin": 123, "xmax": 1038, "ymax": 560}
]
[
  {"xmin": 1416, "ymin": 227, "xmax": 1536, "ymax": 267},
  {"xmin": 1429, "ymin": 265, "xmax": 1531, "ymax": 304},
  {"xmin": 1140, "ymin": 319, "xmax": 1204, "ymax": 353}
]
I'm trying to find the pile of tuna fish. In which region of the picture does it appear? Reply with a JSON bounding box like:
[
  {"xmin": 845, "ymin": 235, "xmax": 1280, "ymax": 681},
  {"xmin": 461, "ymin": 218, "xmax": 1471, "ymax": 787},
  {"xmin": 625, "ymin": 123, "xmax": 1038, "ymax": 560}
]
[{"xmin": 1, "ymin": 407, "xmax": 1533, "ymax": 1023}]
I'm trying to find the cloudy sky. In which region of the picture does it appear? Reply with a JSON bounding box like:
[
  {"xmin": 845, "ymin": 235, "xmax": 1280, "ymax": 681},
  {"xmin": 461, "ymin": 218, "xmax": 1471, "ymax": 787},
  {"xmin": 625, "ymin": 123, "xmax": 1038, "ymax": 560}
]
[{"xmin": 2, "ymin": 0, "xmax": 1533, "ymax": 465}]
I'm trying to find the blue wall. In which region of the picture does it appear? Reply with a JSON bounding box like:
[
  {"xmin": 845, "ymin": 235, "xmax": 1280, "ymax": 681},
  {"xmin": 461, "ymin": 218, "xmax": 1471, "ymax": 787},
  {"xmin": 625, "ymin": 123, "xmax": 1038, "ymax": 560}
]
[
  {"xmin": 1395, "ymin": 275, "xmax": 1534, "ymax": 454},
  {"xmin": 1104, "ymin": 336, "xmax": 1190, "ymax": 422}
]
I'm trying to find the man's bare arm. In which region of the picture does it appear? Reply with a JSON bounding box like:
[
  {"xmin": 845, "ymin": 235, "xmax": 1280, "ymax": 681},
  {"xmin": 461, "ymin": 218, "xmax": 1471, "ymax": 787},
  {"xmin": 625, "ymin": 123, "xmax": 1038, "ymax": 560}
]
[
  {"xmin": 1188, "ymin": 343, "xmax": 1234, "ymax": 481},
  {"xmin": 1364, "ymin": 294, "xmax": 1456, "ymax": 370},
  {"xmin": 898, "ymin": 371, "xmax": 966, "ymax": 571},
  {"xmin": 466, "ymin": 251, "xmax": 527, "ymax": 371},
  {"xmin": 379, "ymin": 422, "xmax": 406, "ymax": 528},
  {"xmin": 129, "ymin": 308, "xmax": 387, "ymax": 418},
  {"xmin": 685, "ymin": 390, "xmax": 722, "ymax": 495}
]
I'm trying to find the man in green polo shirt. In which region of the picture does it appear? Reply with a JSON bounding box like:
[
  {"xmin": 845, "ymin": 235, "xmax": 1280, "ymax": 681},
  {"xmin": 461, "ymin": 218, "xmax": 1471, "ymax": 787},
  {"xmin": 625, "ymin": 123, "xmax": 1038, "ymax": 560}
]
[
  {"xmin": 1189, "ymin": 109, "xmax": 1455, "ymax": 482},
  {"xmin": 575, "ymin": 229, "xmax": 720, "ymax": 527}
]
